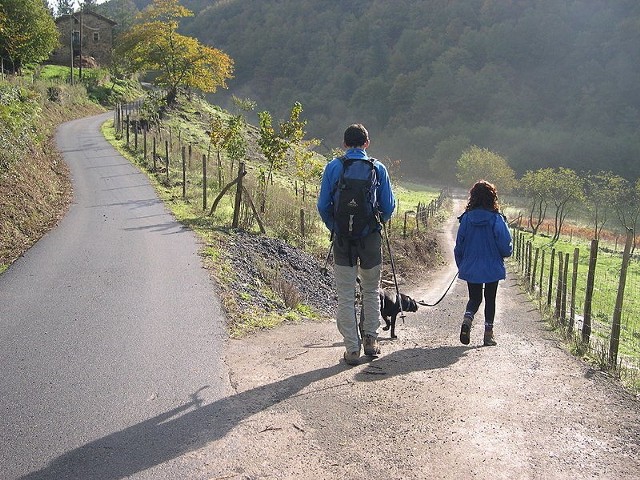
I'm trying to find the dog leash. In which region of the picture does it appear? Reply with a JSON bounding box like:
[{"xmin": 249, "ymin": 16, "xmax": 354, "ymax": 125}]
[
  {"xmin": 416, "ymin": 272, "xmax": 459, "ymax": 307},
  {"xmin": 382, "ymin": 222, "xmax": 405, "ymax": 321}
]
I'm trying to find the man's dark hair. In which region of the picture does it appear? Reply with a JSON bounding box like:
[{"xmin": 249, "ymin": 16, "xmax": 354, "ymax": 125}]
[{"xmin": 344, "ymin": 124, "xmax": 369, "ymax": 147}]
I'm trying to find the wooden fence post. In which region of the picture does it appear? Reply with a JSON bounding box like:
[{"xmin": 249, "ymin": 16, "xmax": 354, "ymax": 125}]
[
  {"xmin": 568, "ymin": 248, "xmax": 579, "ymax": 334},
  {"xmin": 531, "ymin": 247, "xmax": 540, "ymax": 294},
  {"xmin": 554, "ymin": 250, "xmax": 564, "ymax": 319},
  {"xmin": 525, "ymin": 240, "xmax": 532, "ymax": 288},
  {"xmin": 538, "ymin": 250, "xmax": 545, "ymax": 300},
  {"xmin": 561, "ymin": 252, "xmax": 569, "ymax": 324},
  {"xmin": 181, "ymin": 146, "xmax": 186, "ymax": 199},
  {"xmin": 115, "ymin": 104, "xmax": 120, "ymax": 135},
  {"xmin": 202, "ymin": 154, "xmax": 207, "ymax": 211},
  {"xmin": 582, "ymin": 239, "xmax": 599, "ymax": 343},
  {"xmin": 232, "ymin": 162, "xmax": 245, "ymax": 228},
  {"xmin": 217, "ymin": 150, "xmax": 223, "ymax": 188},
  {"xmin": 609, "ymin": 229, "xmax": 634, "ymax": 366},
  {"xmin": 165, "ymin": 140, "xmax": 169, "ymax": 182},
  {"xmin": 521, "ymin": 233, "xmax": 526, "ymax": 272},
  {"xmin": 403, "ymin": 211, "xmax": 414, "ymax": 238},
  {"xmin": 547, "ymin": 248, "xmax": 556, "ymax": 308}
]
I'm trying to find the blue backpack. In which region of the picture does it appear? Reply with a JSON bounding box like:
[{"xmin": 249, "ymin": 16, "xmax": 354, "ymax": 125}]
[{"xmin": 331, "ymin": 156, "xmax": 380, "ymax": 239}]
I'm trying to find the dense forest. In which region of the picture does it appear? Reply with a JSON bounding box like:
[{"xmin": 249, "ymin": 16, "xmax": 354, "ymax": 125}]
[{"xmin": 105, "ymin": 0, "xmax": 639, "ymax": 185}]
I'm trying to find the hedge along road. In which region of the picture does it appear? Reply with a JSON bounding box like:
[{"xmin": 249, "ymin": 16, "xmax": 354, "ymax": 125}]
[{"xmin": 0, "ymin": 112, "xmax": 234, "ymax": 479}]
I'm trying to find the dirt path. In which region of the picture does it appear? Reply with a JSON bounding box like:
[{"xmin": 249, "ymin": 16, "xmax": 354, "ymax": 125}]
[{"xmin": 190, "ymin": 203, "xmax": 640, "ymax": 479}]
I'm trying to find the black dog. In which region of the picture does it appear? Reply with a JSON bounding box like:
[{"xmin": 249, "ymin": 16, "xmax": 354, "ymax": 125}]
[
  {"xmin": 379, "ymin": 289, "xmax": 418, "ymax": 339},
  {"xmin": 356, "ymin": 278, "xmax": 418, "ymax": 339}
]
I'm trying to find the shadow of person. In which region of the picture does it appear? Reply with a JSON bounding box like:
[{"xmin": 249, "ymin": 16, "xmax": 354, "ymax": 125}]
[
  {"xmin": 20, "ymin": 345, "xmax": 466, "ymax": 480},
  {"xmin": 19, "ymin": 362, "xmax": 344, "ymax": 480},
  {"xmin": 353, "ymin": 345, "xmax": 468, "ymax": 382}
]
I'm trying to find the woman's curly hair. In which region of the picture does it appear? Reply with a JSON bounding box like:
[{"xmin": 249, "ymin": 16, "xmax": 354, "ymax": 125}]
[{"xmin": 465, "ymin": 180, "xmax": 500, "ymax": 212}]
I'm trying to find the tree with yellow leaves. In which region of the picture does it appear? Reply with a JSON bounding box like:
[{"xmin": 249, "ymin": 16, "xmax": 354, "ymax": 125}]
[
  {"xmin": 116, "ymin": 0, "xmax": 233, "ymax": 104},
  {"xmin": 456, "ymin": 145, "xmax": 517, "ymax": 195}
]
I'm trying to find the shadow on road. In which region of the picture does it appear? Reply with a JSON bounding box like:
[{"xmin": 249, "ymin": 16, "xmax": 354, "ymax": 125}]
[
  {"xmin": 21, "ymin": 346, "xmax": 466, "ymax": 479},
  {"xmin": 355, "ymin": 345, "xmax": 468, "ymax": 382}
]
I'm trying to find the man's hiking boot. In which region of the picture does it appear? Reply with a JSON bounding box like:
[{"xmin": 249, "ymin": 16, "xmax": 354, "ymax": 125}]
[
  {"xmin": 363, "ymin": 335, "xmax": 381, "ymax": 356},
  {"xmin": 459, "ymin": 313, "xmax": 473, "ymax": 345},
  {"xmin": 483, "ymin": 329, "xmax": 497, "ymax": 346},
  {"xmin": 343, "ymin": 350, "xmax": 360, "ymax": 365}
]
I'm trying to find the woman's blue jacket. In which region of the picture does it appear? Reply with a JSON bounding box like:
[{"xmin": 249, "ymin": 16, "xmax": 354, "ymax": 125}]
[{"xmin": 454, "ymin": 208, "xmax": 513, "ymax": 284}]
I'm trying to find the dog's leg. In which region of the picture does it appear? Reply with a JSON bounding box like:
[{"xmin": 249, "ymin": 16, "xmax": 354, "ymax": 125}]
[
  {"xmin": 382, "ymin": 315, "xmax": 391, "ymax": 331},
  {"xmin": 390, "ymin": 314, "xmax": 397, "ymax": 339}
]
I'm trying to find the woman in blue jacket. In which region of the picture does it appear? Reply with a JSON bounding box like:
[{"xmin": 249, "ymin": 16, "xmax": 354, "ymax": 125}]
[{"xmin": 454, "ymin": 180, "xmax": 513, "ymax": 346}]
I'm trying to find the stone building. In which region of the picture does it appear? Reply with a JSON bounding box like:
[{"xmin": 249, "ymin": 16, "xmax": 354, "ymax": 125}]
[{"xmin": 50, "ymin": 10, "xmax": 117, "ymax": 68}]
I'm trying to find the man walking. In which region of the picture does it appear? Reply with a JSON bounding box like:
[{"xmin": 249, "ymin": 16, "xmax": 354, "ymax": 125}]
[{"xmin": 317, "ymin": 124, "xmax": 396, "ymax": 365}]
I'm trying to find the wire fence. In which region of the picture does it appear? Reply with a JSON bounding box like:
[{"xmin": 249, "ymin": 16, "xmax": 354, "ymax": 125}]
[
  {"xmin": 512, "ymin": 229, "xmax": 640, "ymax": 389},
  {"xmin": 112, "ymin": 103, "xmax": 450, "ymax": 254}
]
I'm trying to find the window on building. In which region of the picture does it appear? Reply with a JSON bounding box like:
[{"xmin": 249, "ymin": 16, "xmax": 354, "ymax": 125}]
[{"xmin": 93, "ymin": 32, "xmax": 99, "ymax": 43}]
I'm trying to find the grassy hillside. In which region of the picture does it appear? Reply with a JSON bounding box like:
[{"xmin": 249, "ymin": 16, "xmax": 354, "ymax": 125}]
[{"xmin": 168, "ymin": 0, "xmax": 640, "ymax": 184}]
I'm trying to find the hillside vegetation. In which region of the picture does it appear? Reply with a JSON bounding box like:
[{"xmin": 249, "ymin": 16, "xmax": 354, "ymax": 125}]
[{"xmin": 162, "ymin": 0, "xmax": 639, "ymax": 184}]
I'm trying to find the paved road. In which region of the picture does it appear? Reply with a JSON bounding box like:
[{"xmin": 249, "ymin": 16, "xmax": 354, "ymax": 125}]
[{"xmin": 0, "ymin": 113, "xmax": 230, "ymax": 479}]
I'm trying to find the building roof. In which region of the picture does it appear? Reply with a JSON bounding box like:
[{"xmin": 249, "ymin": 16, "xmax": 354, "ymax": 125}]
[{"xmin": 55, "ymin": 10, "xmax": 117, "ymax": 26}]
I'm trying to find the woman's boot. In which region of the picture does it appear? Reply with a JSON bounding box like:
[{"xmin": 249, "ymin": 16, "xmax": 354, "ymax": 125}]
[
  {"xmin": 460, "ymin": 313, "xmax": 473, "ymax": 345},
  {"xmin": 483, "ymin": 327, "xmax": 497, "ymax": 346}
]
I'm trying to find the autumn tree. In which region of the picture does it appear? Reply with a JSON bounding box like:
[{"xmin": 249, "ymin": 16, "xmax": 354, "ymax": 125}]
[
  {"xmin": 258, "ymin": 101, "xmax": 309, "ymax": 209},
  {"xmin": 456, "ymin": 145, "xmax": 517, "ymax": 194},
  {"xmin": 583, "ymin": 171, "xmax": 621, "ymax": 240},
  {"xmin": 115, "ymin": 0, "xmax": 233, "ymax": 104},
  {"xmin": 208, "ymin": 116, "xmax": 226, "ymax": 187},
  {"xmin": 258, "ymin": 102, "xmax": 306, "ymax": 185},
  {"xmin": 223, "ymin": 114, "xmax": 247, "ymax": 176},
  {"xmin": 292, "ymin": 139, "xmax": 323, "ymax": 202},
  {"xmin": 519, "ymin": 168, "xmax": 552, "ymax": 237},
  {"xmin": 545, "ymin": 168, "xmax": 584, "ymax": 243},
  {"xmin": 257, "ymin": 110, "xmax": 288, "ymax": 211},
  {"xmin": 609, "ymin": 176, "xmax": 640, "ymax": 252},
  {"xmin": 0, "ymin": 0, "xmax": 59, "ymax": 73}
]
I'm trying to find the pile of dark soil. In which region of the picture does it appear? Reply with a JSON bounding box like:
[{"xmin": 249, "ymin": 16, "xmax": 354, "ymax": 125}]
[
  {"xmin": 219, "ymin": 229, "xmax": 443, "ymax": 323},
  {"xmin": 222, "ymin": 230, "xmax": 337, "ymax": 318}
]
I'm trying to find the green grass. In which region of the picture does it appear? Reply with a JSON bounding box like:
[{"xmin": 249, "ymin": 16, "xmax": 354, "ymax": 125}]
[
  {"xmin": 34, "ymin": 64, "xmax": 71, "ymax": 81},
  {"xmin": 513, "ymin": 230, "xmax": 640, "ymax": 386},
  {"xmin": 395, "ymin": 184, "xmax": 440, "ymax": 207},
  {"xmin": 34, "ymin": 65, "xmax": 144, "ymax": 106}
]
